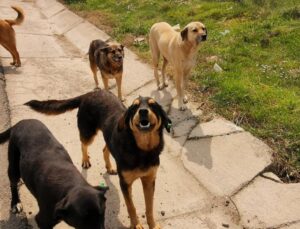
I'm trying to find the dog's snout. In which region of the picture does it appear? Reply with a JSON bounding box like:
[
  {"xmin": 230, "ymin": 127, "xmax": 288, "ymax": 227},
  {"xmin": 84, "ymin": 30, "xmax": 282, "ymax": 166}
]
[
  {"xmin": 202, "ymin": 34, "xmax": 207, "ymax": 41},
  {"xmin": 139, "ymin": 109, "xmax": 149, "ymax": 117}
]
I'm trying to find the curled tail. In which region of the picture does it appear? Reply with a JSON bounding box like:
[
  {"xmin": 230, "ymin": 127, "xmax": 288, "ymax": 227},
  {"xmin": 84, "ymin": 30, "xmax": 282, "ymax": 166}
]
[
  {"xmin": 5, "ymin": 6, "xmax": 25, "ymax": 26},
  {"xmin": 0, "ymin": 128, "xmax": 11, "ymax": 144},
  {"xmin": 25, "ymin": 96, "xmax": 82, "ymax": 115}
]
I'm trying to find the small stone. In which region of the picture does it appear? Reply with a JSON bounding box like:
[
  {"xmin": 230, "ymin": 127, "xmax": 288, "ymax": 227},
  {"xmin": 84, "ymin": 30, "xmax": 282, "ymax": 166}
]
[
  {"xmin": 213, "ymin": 63, "xmax": 223, "ymax": 72},
  {"xmin": 222, "ymin": 223, "xmax": 229, "ymax": 228},
  {"xmin": 161, "ymin": 211, "xmax": 165, "ymax": 216}
]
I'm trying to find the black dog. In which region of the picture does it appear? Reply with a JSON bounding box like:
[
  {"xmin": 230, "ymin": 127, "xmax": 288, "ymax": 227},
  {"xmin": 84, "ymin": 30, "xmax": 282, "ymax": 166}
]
[
  {"xmin": 25, "ymin": 90, "xmax": 172, "ymax": 229},
  {"xmin": 0, "ymin": 119, "xmax": 108, "ymax": 229}
]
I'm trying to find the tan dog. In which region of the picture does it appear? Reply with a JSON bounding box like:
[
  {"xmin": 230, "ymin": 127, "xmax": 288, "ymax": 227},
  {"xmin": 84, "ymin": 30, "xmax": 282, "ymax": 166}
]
[
  {"xmin": 0, "ymin": 6, "xmax": 24, "ymax": 67},
  {"xmin": 149, "ymin": 22, "xmax": 207, "ymax": 110}
]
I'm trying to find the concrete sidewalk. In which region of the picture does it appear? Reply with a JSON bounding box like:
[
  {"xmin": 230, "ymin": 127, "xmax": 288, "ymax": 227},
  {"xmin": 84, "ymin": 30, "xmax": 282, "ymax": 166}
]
[{"xmin": 0, "ymin": 0, "xmax": 299, "ymax": 228}]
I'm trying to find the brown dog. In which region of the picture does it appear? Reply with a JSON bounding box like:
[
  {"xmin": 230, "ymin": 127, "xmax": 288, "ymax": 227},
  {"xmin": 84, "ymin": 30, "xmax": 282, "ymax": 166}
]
[
  {"xmin": 89, "ymin": 39, "xmax": 125, "ymax": 101},
  {"xmin": 149, "ymin": 22, "xmax": 207, "ymax": 110},
  {"xmin": 0, "ymin": 6, "xmax": 24, "ymax": 67}
]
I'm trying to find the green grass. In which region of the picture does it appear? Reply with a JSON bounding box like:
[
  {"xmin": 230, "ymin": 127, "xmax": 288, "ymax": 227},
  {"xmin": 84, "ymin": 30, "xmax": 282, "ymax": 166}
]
[{"xmin": 64, "ymin": 0, "xmax": 300, "ymax": 181}]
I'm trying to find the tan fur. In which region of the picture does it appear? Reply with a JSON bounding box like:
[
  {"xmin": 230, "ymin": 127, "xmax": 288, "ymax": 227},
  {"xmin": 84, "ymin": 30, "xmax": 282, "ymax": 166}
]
[
  {"xmin": 103, "ymin": 145, "xmax": 117, "ymax": 174},
  {"xmin": 122, "ymin": 166, "xmax": 159, "ymax": 229},
  {"xmin": 130, "ymin": 109, "xmax": 162, "ymax": 152},
  {"xmin": 149, "ymin": 21, "xmax": 207, "ymax": 110},
  {"xmin": 0, "ymin": 6, "xmax": 24, "ymax": 67}
]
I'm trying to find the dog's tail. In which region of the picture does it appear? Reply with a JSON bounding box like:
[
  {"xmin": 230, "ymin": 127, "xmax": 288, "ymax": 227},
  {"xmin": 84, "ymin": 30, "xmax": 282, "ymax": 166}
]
[
  {"xmin": 0, "ymin": 128, "xmax": 11, "ymax": 144},
  {"xmin": 25, "ymin": 95, "xmax": 82, "ymax": 115},
  {"xmin": 5, "ymin": 6, "xmax": 25, "ymax": 26}
]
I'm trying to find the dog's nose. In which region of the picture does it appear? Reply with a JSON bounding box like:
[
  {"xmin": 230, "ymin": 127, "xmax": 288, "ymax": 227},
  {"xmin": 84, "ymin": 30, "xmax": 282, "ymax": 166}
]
[
  {"xmin": 139, "ymin": 109, "xmax": 148, "ymax": 117},
  {"xmin": 202, "ymin": 35, "xmax": 207, "ymax": 41}
]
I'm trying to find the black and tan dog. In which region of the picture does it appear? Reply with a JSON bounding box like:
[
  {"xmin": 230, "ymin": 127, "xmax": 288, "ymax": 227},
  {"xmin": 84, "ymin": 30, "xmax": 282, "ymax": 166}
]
[
  {"xmin": 0, "ymin": 119, "xmax": 108, "ymax": 229},
  {"xmin": 0, "ymin": 6, "xmax": 24, "ymax": 67},
  {"xmin": 25, "ymin": 90, "xmax": 172, "ymax": 229},
  {"xmin": 89, "ymin": 39, "xmax": 125, "ymax": 101}
]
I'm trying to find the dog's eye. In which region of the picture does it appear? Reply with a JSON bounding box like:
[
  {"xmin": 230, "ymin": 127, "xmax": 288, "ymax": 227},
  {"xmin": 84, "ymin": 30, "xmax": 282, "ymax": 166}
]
[
  {"xmin": 192, "ymin": 28, "xmax": 198, "ymax": 32},
  {"xmin": 112, "ymin": 50, "xmax": 116, "ymax": 54}
]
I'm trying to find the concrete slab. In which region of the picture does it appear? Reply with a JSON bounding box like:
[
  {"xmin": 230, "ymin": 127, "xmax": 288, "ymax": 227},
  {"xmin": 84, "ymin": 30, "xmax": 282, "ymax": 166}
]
[
  {"xmin": 36, "ymin": 0, "xmax": 57, "ymax": 9},
  {"xmin": 233, "ymin": 176, "xmax": 300, "ymax": 228},
  {"xmin": 160, "ymin": 213, "xmax": 209, "ymax": 229},
  {"xmin": 49, "ymin": 9, "xmax": 83, "ymax": 35},
  {"xmin": 64, "ymin": 22, "xmax": 111, "ymax": 53},
  {"xmin": 189, "ymin": 118, "xmax": 244, "ymax": 139},
  {"xmin": 0, "ymin": 34, "xmax": 65, "ymax": 58},
  {"xmin": 41, "ymin": 2, "xmax": 65, "ymax": 18},
  {"xmin": 181, "ymin": 132, "xmax": 272, "ymax": 196}
]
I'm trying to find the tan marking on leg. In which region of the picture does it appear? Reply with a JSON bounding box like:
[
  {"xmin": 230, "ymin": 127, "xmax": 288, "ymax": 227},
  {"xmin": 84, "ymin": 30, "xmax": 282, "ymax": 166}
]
[
  {"xmin": 122, "ymin": 166, "xmax": 158, "ymax": 229},
  {"xmin": 101, "ymin": 75, "xmax": 109, "ymax": 90},
  {"xmin": 115, "ymin": 74, "xmax": 124, "ymax": 101},
  {"xmin": 141, "ymin": 168, "xmax": 159, "ymax": 229},
  {"xmin": 103, "ymin": 145, "xmax": 117, "ymax": 175},
  {"xmin": 81, "ymin": 142, "xmax": 91, "ymax": 169}
]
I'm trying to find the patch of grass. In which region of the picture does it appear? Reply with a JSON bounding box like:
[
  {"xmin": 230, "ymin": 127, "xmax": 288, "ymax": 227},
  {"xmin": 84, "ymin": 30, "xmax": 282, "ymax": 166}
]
[{"xmin": 63, "ymin": 0, "xmax": 300, "ymax": 181}]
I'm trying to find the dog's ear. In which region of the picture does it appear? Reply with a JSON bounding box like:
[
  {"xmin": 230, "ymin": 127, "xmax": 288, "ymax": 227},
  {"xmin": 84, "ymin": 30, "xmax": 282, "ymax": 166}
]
[
  {"xmin": 120, "ymin": 44, "xmax": 124, "ymax": 50},
  {"xmin": 151, "ymin": 102, "xmax": 172, "ymax": 133},
  {"xmin": 117, "ymin": 105, "xmax": 137, "ymax": 131},
  {"xmin": 54, "ymin": 197, "xmax": 69, "ymax": 221},
  {"xmin": 181, "ymin": 27, "xmax": 188, "ymax": 41}
]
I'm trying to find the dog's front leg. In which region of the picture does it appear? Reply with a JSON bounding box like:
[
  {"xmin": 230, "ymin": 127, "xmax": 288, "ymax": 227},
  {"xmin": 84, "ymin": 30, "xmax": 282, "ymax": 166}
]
[
  {"xmin": 120, "ymin": 178, "xmax": 143, "ymax": 229},
  {"xmin": 141, "ymin": 172, "xmax": 160, "ymax": 229},
  {"xmin": 115, "ymin": 74, "xmax": 125, "ymax": 101}
]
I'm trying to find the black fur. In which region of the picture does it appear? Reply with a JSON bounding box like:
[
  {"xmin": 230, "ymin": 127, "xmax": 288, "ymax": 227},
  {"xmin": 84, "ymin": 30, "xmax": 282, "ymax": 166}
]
[
  {"xmin": 0, "ymin": 119, "xmax": 108, "ymax": 229},
  {"xmin": 25, "ymin": 90, "xmax": 171, "ymax": 172}
]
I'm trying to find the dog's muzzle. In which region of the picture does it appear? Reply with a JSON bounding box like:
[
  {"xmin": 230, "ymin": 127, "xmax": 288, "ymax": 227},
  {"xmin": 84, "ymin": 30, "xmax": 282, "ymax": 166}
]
[
  {"xmin": 197, "ymin": 34, "xmax": 207, "ymax": 43},
  {"xmin": 138, "ymin": 109, "xmax": 151, "ymax": 131},
  {"xmin": 113, "ymin": 56, "xmax": 123, "ymax": 63}
]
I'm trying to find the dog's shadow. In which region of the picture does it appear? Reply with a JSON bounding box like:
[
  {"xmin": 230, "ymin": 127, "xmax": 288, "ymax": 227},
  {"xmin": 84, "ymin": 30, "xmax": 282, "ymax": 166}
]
[
  {"xmin": 0, "ymin": 211, "xmax": 31, "ymax": 229},
  {"xmin": 103, "ymin": 173, "xmax": 127, "ymax": 229},
  {"xmin": 2, "ymin": 65, "xmax": 21, "ymax": 75}
]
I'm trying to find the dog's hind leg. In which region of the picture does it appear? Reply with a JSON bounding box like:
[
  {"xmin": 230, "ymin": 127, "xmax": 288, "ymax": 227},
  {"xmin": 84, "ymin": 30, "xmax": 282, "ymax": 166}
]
[
  {"xmin": 141, "ymin": 167, "xmax": 160, "ymax": 229},
  {"xmin": 8, "ymin": 144, "xmax": 23, "ymax": 213},
  {"xmin": 149, "ymin": 41, "xmax": 162, "ymax": 90},
  {"xmin": 103, "ymin": 145, "xmax": 117, "ymax": 175},
  {"xmin": 2, "ymin": 41, "xmax": 20, "ymax": 67},
  {"xmin": 90, "ymin": 61, "xmax": 99, "ymax": 88},
  {"xmin": 161, "ymin": 57, "xmax": 169, "ymax": 88}
]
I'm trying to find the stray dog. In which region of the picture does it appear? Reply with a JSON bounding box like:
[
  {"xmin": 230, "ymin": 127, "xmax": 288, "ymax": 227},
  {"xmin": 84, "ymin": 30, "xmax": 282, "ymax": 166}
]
[
  {"xmin": 89, "ymin": 39, "xmax": 125, "ymax": 101},
  {"xmin": 25, "ymin": 90, "xmax": 172, "ymax": 229},
  {"xmin": 0, "ymin": 119, "xmax": 108, "ymax": 229},
  {"xmin": 0, "ymin": 6, "xmax": 24, "ymax": 67},
  {"xmin": 149, "ymin": 22, "xmax": 207, "ymax": 110}
]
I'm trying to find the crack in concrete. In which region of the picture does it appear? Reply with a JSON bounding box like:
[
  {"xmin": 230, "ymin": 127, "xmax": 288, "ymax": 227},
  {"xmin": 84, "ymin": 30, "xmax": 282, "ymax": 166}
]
[
  {"xmin": 230, "ymin": 164, "xmax": 273, "ymax": 197},
  {"xmin": 187, "ymin": 129, "xmax": 244, "ymax": 141},
  {"xmin": 266, "ymin": 219, "xmax": 300, "ymax": 229},
  {"xmin": 260, "ymin": 174, "xmax": 282, "ymax": 183},
  {"xmin": 125, "ymin": 79, "xmax": 156, "ymax": 97}
]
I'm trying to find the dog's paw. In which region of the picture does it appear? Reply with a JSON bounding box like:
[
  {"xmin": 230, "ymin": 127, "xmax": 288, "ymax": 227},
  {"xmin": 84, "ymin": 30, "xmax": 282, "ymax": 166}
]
[
  {"xmin": 158, "ymin": 84, "xmax": 165, "ymax": 90},
  {"xmin": 179, "ymin": 104, "xmax": 187, "ymax": 111},
  {"xmin": 133, "ymin": 224, "xmax": 144, "ymax": 229},
  {"xmin": 11, "ymin": 203, "xmax": 23, "ymax": 214},
  {"xmin": 82, "ymin": 160, "xmax": 91, "ymax": 169},
  {"xmin": 163, "ymin": 80, "xmax": 169, "ymax": 87},
  {"xmin": 151, "ymin": 223, "xmax": 161, "ymax": 229},
  {"xmin": 183, "ymin": 95, "xmax": 188, "ymax": 104},
  {"xmin": 107, "ymin": 168, "xmax": 118, "ymax": 175}
]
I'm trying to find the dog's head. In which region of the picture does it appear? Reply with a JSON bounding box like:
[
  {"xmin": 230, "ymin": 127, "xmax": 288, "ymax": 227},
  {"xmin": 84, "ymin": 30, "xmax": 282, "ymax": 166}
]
[
  {"xmin": 54, "ymin": 186, "xmax": 109, "ymax": 229},
  {"xmin": 118, "ymin": 97, "xmax": 172, "ymax": 150},
  {"xmin": 181, "ymin": 21, "xmax": 207, "ymax": 45},
  {"xmin": 99, "ymin": 42, "xmax": 124, "ymax": 66}
]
